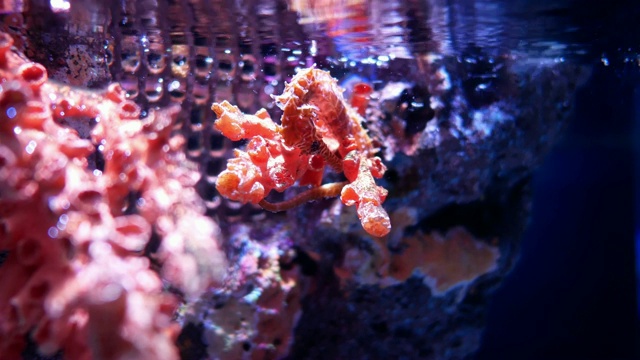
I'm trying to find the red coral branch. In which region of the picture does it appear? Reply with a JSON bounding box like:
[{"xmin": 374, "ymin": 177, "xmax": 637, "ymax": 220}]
[
  {"xmin": 212, "ymin": 67, "xmax": 391, "ymax": 237},
  {"xmin": 340, "ymin": 151, "xmax": 390, "ymax": 237},
  {"xmin": 0, "ymin": 32, "xmax": 225, "ymax": 359}
]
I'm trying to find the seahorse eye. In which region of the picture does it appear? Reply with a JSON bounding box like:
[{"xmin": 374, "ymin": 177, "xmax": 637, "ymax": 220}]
[{"xmin": 310, "ymin": 140, "xmax": 320, "ymax": 153}]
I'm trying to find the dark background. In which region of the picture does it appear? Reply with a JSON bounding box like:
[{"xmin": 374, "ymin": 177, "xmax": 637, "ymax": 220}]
[{"xmin": 477, "ymin": 1, "xmax": 639, "ymax": 357}]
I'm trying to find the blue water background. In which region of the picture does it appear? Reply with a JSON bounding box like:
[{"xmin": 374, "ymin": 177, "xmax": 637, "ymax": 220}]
[{"xmin": 475, "ymin": 1, "xmax": 640, "ymax": 355}]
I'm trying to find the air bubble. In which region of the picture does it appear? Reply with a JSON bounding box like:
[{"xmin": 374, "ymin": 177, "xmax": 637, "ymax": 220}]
[
  {"xmin": 144, "ymin": 76, "xmax": 164, "ymax": 102},
  {"xmin": 168, "ymin": 79, "xmax": 186, "ymax": 103},
  {"xmin": 240, "ymin": 54, "xmax": 257, "ymax": 81},
  {"xmin": 195, "ymin": 47, "xmax": 214, "ymax": 79},
  {"xmin": 145, "ymin": 42, "xmax": 167, "ymax": 74},
  {"xmin": 217, "ymin": 51, "xmax": 235, "ymax": 81},
  {"xmin": 121, "ymin": 36, "xmax": 141, "ymax": 73},
  {"xmin": 262, "ymin": 56, "xmax": 279, "ymax": 82},
  {"xmin": 121, "ymin": 75, "xmax": 139, "ymax": 99}
]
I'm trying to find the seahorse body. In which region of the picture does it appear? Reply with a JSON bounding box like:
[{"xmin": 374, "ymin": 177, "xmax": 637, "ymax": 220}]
[{"xmin": 274, "ymin": 68, "xmax": 373, "ymax": 171}]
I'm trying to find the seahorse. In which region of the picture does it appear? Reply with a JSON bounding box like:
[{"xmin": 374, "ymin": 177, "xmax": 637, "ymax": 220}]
[{"xmin": 273, "ymin": 67, "xmax": 373, "ymax": 171}]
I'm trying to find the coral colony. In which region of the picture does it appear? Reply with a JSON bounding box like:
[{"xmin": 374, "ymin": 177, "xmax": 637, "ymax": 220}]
[
  {"xmin": 0, "ymin": 16, "xmax": 580, "ymax": 354},
  {"xmin": 0, "ymin": 29, "xmax": 387, "ymax": 359},
  {"xmin": 0, "ymin": 31, "xmax": 225, "ymax": 359},
  {"xmin": 212, "ymin": 67, "xmax": 391, "ymax": 238}
]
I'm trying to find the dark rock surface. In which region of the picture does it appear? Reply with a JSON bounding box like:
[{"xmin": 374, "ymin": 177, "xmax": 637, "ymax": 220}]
[{"xmin": 282, "ymin": 57, "xmax": 589, "ymax": 359}]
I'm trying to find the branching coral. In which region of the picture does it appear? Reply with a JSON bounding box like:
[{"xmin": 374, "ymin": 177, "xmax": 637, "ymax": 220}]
[
  {"xmin": 0, "ymin": 32, "xmax": 225, "ymax": 359},
  {"xmin": 212, "ymin": 67, "xmax": 391, "ymax": 237}
]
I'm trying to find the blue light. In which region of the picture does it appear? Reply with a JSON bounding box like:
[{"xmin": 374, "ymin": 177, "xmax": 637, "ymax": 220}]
[{"xmin": 6, "ymin": 107, "xmax": 16, "ymax": 119}]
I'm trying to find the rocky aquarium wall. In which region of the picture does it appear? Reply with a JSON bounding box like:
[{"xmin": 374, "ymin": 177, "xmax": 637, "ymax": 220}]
[{"xmin": 0, "ymin": 1, "xmax": 591, "ymax": 359}]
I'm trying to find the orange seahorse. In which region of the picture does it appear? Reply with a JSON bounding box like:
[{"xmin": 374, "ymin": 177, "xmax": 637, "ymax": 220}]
[{"xmin": 212, "ymin": 67, "xmax": 391, "ymax": 237}]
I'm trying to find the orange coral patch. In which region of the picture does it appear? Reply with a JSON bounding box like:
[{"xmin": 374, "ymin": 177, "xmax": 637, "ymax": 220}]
[{"xmin": 389, "ymin": 227, "xmax": 500, "ymax": 295}]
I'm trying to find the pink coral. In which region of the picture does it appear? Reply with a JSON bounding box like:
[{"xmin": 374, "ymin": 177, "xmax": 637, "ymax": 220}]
[
  {"xmin": 212, "ymin": 67, "xmax": 391, "ymax": 237},
  {"xmin": 0, "ymin": 31, "xmax": 225, "ymax": 359}
]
